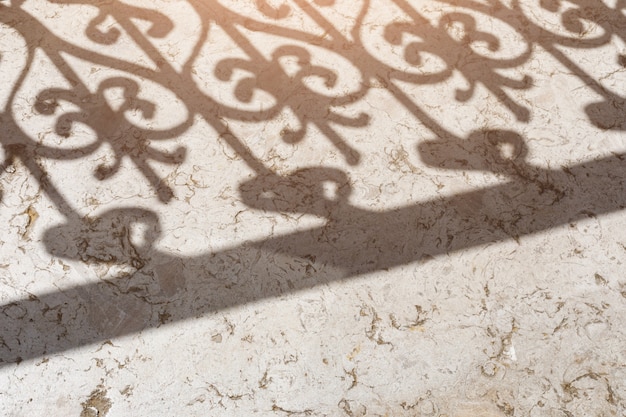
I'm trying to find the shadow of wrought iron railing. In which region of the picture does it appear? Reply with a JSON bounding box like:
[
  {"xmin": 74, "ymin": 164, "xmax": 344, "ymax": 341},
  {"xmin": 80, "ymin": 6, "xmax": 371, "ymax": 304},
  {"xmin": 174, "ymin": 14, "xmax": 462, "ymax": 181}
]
[{"xmin": 0, "ymin": 0, "xmax": 624, "ymax": 365}]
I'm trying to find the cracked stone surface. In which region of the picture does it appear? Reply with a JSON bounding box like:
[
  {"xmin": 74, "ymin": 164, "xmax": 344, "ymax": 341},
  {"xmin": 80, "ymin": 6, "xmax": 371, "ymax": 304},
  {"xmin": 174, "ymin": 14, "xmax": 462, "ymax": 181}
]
[{"xmin": 1, "ymin": 0, "xmax": 625, "ymax": 416}]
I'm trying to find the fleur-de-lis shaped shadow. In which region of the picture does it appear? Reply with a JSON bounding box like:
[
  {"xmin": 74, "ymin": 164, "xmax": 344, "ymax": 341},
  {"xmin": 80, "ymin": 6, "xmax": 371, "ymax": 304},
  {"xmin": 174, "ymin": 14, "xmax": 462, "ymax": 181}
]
[
  {"xmin": 48, "ymin": 0, "xmax": 174, "ymax": 45},
  {"xmin": 34, "ymin": 77, "xmax": 188, "ymax": 202},
  {"xmin": 215, "ymin": 44, "xmax": 369, "ymax": 165},
  {"xmin": 384, "ymin": 11, "xmax": 533, "ymax": 121}
]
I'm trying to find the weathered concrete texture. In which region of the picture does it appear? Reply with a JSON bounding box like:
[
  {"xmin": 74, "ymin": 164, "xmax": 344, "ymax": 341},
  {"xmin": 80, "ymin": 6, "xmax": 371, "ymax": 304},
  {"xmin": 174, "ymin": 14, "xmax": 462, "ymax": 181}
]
[{"xmin": 1, "ymin": 0, "xmax": 625, "ymax": 415}]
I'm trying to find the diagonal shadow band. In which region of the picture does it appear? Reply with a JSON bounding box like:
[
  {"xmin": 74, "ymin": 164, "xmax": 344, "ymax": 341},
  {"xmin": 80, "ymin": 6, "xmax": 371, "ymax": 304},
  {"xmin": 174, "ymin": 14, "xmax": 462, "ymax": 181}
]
[{"xmin": 1, "ymin": 150, "xmax": 624, "ymax": 366}]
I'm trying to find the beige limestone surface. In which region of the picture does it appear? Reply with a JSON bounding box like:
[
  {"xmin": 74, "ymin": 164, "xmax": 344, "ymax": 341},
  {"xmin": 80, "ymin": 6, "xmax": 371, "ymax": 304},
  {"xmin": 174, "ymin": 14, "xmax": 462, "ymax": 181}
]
[{"xmin": 1, "ymin": 0, "xmax": 625, "ymax": 415}]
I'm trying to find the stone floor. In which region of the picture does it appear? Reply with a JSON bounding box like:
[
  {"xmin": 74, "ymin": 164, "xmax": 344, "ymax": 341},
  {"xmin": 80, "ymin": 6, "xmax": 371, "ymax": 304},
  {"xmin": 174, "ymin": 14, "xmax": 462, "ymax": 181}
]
[{"xmin": 1, "ymin": 0, "xmax": 625, "ymax": 416}]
